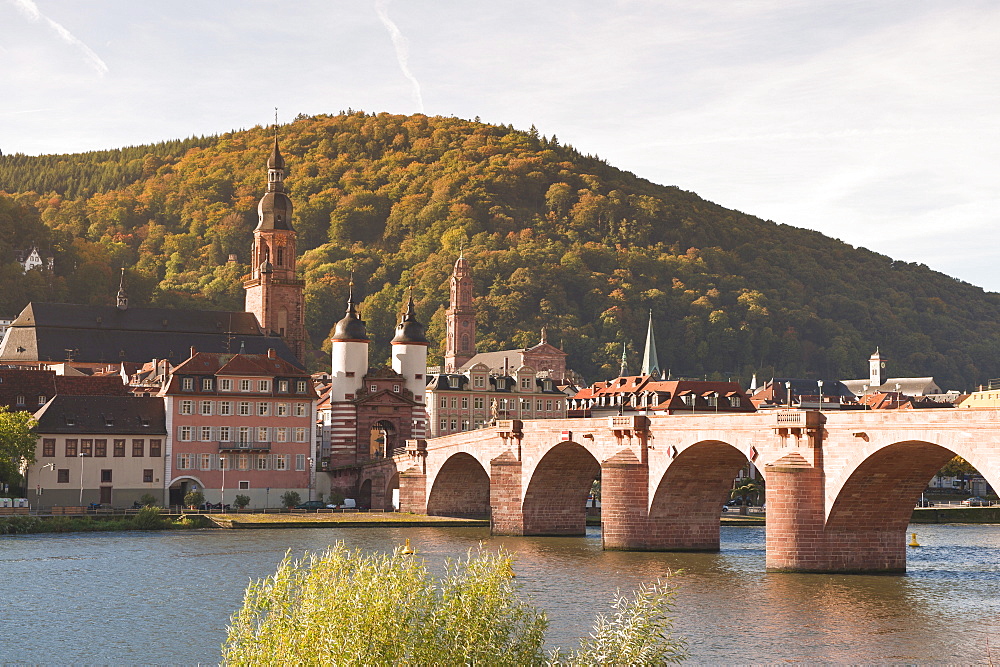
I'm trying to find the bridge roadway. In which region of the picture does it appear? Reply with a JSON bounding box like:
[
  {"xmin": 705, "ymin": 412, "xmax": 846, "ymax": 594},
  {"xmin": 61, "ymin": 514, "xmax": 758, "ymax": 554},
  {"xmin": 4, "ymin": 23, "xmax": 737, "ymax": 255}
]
[{"xmin": 369, "ymin": 409, "xmax": 1000, "ymax": 573}]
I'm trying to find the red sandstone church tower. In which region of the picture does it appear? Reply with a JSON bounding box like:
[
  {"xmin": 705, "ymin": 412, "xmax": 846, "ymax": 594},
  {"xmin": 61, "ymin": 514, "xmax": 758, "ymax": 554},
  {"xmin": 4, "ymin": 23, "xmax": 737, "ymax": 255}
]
[
  {"xmin": 444, "ymin": 253, "xmax": 476, "ymax": 371},
  {"xmin": 244, "ymin": 135, "xmax": 307, "ymax": 364}
]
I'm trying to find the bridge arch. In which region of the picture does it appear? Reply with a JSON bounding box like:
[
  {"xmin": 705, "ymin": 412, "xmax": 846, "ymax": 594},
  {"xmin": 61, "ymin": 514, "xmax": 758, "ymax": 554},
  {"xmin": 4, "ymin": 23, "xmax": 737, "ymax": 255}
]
[
  {"xmin": 818, "ymin": 440, "xmax": 955, "ymax": 572},
  {"xmin": 426, "ymin": 452, "xmax": 490, "ymax": 518},
  {"xmin": 522, "ymin": 441, "xmax": 600, "ymax": 535},
  {"xmin": 644, "ymin": 440, "xmax": 750, "ymax": 551}
]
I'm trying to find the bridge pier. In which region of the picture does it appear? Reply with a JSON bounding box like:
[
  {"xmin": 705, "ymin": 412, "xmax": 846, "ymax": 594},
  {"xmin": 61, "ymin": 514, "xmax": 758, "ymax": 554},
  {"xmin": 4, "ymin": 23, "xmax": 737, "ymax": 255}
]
[
  {"xmin": 490, "ymin": 453, "xmax": 525, "ymax": 535},
  {"xmin": 398, "ymin": 470, "xmax": 426, "ymax": 514}
]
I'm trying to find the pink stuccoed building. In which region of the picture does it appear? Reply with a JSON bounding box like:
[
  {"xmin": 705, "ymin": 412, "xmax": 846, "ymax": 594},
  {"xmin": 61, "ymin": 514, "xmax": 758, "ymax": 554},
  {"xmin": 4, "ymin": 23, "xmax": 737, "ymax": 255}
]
[{"xmin": 160, "ymin": 348, "xmax": 316, "ymax": 508}]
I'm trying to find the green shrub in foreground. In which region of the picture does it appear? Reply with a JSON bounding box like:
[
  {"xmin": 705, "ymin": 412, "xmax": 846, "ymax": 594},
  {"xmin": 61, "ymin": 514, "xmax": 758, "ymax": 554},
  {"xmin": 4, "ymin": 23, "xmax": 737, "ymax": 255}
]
[{"xmin": 221, "ymin": 544, "xmax": 687, "ymax": 665}]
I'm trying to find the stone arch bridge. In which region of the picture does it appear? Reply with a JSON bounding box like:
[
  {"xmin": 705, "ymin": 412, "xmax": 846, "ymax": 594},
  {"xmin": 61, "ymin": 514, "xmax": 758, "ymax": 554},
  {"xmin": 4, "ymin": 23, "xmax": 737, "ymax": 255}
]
[{"xmin": 361, "ymin": 410, "xmax": 1000, "ymax": 573}]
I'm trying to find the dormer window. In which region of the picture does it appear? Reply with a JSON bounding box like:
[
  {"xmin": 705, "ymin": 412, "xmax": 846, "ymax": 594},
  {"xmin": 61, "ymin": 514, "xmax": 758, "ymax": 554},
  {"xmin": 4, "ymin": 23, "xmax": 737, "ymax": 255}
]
[
  {"xmin": 105, "ymin": 417, "xmax": 114, "ymax": 427},
  {"xmin": 65, "ymin": 416, "xmax": 76, "ymax": 426},
  {"xmin": 37, "ymin": 395, "xmax": 46, "ymax": 406},
  {"xmin": 182, "ymin": 378, "xmax": 193, "ymax": 392},
  {"xmin": 202, "ymin": 378, "xmax": 213, "ymax": 391},
  {"xmin": 370, "ymin": 385, "xmax": 378, "ymax": 393},
  {"xmin": 15, "ymin": 395, "xmax": 24, "ymax": 406}
]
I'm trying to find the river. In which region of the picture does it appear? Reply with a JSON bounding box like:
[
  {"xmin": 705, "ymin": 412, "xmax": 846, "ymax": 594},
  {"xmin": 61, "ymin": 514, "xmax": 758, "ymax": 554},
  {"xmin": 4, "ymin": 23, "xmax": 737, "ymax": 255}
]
[{"xmin": 0, "ymin": 523, "xmax": 998, "ymax": 663}]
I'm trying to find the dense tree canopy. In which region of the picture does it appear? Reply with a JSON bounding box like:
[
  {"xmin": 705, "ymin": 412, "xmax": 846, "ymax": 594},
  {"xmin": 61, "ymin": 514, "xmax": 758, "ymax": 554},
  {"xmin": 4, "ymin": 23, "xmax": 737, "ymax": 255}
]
[{"xmin": 1, "ymin": 111, "xmax": 998, "ymax": 387}]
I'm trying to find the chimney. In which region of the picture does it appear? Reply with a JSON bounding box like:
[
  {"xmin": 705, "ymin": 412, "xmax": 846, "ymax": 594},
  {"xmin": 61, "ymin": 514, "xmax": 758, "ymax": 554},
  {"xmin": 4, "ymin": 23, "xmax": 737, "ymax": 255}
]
[
  {"xmin": 267, "ymin": 348, "xmax": 276, "ymax": 359},
  {"xmin": 190, "ymin": 346, "xmax": 196, "ymax": 358}
]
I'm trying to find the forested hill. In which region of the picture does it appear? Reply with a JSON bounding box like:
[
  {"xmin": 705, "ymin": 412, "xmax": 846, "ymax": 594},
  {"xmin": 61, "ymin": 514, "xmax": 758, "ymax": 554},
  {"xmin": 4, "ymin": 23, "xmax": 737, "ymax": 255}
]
[{"xmin": 0, "ymin": 111, "xmax": 996, "ymax": 388}]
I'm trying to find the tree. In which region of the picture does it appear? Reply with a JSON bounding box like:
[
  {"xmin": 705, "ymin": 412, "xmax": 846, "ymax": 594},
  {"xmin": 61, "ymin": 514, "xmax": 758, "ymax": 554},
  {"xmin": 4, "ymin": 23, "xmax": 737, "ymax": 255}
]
[
  {"xmin": 138, "ymin": 493, "xmax": 158, "ymax": 507},
  {"xmin": 280, "ymin": 491, "xmax": 301, "ymax": 508},
  {"xmin": 0, "ymin": 407, "xmax": 37, "ymax": 495},
  {"xmin": 183, "ymin": 490, "xmax": 204, "ymax": 509},
  {"xmin": 730, "ymin": 481, "xmax": 763, "ymax": 516},
  {"xmin": 222, "ymin": 544, "xmax": 687, "ymax": 665},
  {"xmin": 233, "ymin": 494, "xmax": 250, "ymax": 510}
]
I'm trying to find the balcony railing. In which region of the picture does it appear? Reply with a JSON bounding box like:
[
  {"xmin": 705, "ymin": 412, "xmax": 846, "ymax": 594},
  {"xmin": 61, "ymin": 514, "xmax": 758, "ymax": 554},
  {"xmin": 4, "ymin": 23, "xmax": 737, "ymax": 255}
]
[{"xmin": 217, "ymin": 441, "xmax": 271, "ymax": 451}]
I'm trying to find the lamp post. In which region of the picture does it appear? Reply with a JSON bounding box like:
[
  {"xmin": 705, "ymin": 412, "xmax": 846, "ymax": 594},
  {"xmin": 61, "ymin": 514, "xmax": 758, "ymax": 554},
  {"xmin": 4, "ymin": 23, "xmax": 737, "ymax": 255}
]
[
  {"xmin": 219, "ymin": 454, "xmax": 226, "ymax": 510},
  {"xmin": 308, "ymin": 457, "xmax": 314, "ymax": 502},
  {"xmin": 37, "ymin": 462, "xmax": 54, "ymax": 511},
  {"xmin": 817, "ymin": 380, "xmax": 824, "ymax": 411},
  {"xmin": 79, "ymin": 451, "xmax": 86, "ymax": 505},
  {"xmin": 785, "ymin": 381, "xmax": 792, "ymax": 408}
]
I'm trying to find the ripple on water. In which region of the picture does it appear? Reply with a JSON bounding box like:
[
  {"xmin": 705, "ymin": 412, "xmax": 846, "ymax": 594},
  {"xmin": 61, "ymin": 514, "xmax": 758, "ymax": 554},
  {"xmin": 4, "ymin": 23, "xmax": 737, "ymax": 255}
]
[{"xmin": 0, "ymin": 523, "xmax": 997, "ymax": 663}]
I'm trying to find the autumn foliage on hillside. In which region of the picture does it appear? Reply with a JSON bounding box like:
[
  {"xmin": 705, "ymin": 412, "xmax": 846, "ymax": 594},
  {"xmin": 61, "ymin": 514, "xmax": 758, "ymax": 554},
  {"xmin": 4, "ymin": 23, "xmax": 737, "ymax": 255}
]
[{"xmin": 1, "ymin": 111, "xmax": 998, "ymax": 387}]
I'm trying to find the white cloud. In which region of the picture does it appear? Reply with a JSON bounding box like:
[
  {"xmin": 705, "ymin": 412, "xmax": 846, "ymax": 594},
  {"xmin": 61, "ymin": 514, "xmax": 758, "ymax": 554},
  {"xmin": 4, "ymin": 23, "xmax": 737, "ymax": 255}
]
[{"xmin": 9, "ymin": 0, "xmax": 108, "ymax": 75}]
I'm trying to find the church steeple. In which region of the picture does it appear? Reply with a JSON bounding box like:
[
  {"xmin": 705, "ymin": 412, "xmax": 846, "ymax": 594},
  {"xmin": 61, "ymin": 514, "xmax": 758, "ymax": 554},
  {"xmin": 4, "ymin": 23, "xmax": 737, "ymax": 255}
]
[
  {"xmin": 116, "ymin": 268, "xmax": 128, "ymax": 311},
  {"xmin": 244, "ymin": 127, "xmax": 307, "ymax": 365},
  {"xmin": 445, "ymin": 253, "xmax": 476, "ymax": 371},
  {"xmin": 640, "ymin": 310, "xmax": 660, "ymax": 378}
]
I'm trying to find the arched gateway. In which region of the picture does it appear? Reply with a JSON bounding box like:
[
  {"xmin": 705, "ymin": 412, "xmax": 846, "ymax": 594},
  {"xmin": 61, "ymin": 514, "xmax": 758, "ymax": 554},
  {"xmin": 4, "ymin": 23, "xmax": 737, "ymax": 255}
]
[{"xmin": 395, "ymin": 411, "xmax": 1000, "ymax": 574}]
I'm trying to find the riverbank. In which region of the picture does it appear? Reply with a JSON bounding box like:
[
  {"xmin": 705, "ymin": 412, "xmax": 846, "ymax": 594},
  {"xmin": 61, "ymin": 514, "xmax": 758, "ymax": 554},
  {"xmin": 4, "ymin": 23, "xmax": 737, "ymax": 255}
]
[{"xmin": 209, "ymin": 513, "xmax": 489, "ymax": 529}]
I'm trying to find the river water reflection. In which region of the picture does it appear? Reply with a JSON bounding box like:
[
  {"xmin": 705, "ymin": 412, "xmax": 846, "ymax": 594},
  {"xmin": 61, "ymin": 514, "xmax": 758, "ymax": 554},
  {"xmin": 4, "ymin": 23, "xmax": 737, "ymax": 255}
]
[{"xmin": 1, "ymin": 523, "xmax": 998, "ymax": 663}]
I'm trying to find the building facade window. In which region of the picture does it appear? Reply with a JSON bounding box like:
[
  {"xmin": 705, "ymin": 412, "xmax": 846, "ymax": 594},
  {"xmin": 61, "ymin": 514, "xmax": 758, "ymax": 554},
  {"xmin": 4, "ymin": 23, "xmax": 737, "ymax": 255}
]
[
  {"xmin": 257, "ymin": 455, "xmax": 268, "ymax": 470},
  {"xmin": 295, "ymin": 403, "xmax": 307, "ymax": 417},
  {"xmin": 219, "ymin": 426, "xmax": 231, "ymax": 442},
  {"xmin": 258, "ymin": 380, "xmax": 270, "ymax": 392},
  {"xmin": 440, "ymin": 397, "xmax": 447, "ymax": 408},
  {"xmin": 220, "ymin": 401, "xmax": 232, "ymax": 416},
  {"xmin": 200, "ymin": 454, "xmax": 212, "ymax": 470},
  {"xmin": 521, "ymin": 377, "xmax": 532, "ymax": 390},
  {"xmin": 474, "ymin": 397, "xmax": 484, "ymax": 409},
  {"xmin": 150, "ymin": 439, "xmax": 161, "ymax": 457},
  {"xmin": 95, "ymin": 439, "xmax": 107, "ymax": 457},
  {"xmin": 239, "ymin": 427, "xmax": 251, "ymax": 444},
  {"xmin": 202, "ymin": 378, "xmax": 213, "ymax": 391},
  {"xmin": 180, "ymin": 400, "xmax": 194, "ymax": 415},
  {"xmin": 182, "ymin": 378, "xmax": 193, "ymax": 391},
  {"xmin": 100, "ymin": 469, "xmax": 112, "ymax": 483},
  {"xmin": 132, "ymin": 439, "xmax": 144, "ymax": 457},
  {"xmin": 200, "ymin": 400, "xmax": 213, "ymax": 416},
  {"xmin": 114, "ymin": 439, "xmax": 126, "ymax": 457},
  {"xmin": 275, "ymin": 455, "xmax": 287, "ymax": 471},
  {"xmin": 257, "ymin": 402, "xmax": 270, "ymax": 416},
  {"xmin": 297, "ymin": 380, "xmax": 307, "ymax": 393},
  {"xmin": 177, "ymin": 454, "xmax": 193, "ymax": 470},
  {"xmin": 240, "ymin": 379, "xmax": 251, "ymax": 392},
  {"xmin": 276, "ymin": 427, "xmax": 288, "ymax": 442},
  {"xmin": 57, "ymin": 469, "xmax": 69, "ymax": 483},
  {"xmin": 65, "ymin": 439, "xmax": 77, "ymax": 457},
  {"xmin": 238, "ymin": 480, "xmax": 250, "ymax": 490},
  {"xmin": 279, "ymin": 380, "xmax": 289, "ymax": 392},
  {"xmin": 257, "ymin": 427, "xmax": 269, "ymax": 442},
  {"xmin": 179, "ymin": 426, "xmax": 193, "ymax": 441},
  {"xmin": 294, "ymin": 428, "xmax": 307, "ymax": 442},
  {"xmin": 237, "ymin": 454, "xmax": 249, "ymax": 470},
  {"xmin": 238, "ymin": 401, "xmax": 251, "ymax": 416},
  {"xmin": 143, "ymin": 469, "xmax": 154, "ymax": 483},
  {"xmin": 276, "ymin": 402, "xmax": 288, "ymax": 416},
  {"xmin": 200, "ymin": 426, "xmax": 212, "ymax": 442},
  {"xmin": 461, "ymin": 397, "xmax": 469, "ymax": 409},
  {"xmin": 220, "ymin": 379, "xmax": 232, "ymax": 391},
  {"xmin": 80, "ymin": 439, "xmax": 92, "ymax": 456},
  {"xmin": 42, "ymin": 438, "xmax": 55, "ymax": 457}
]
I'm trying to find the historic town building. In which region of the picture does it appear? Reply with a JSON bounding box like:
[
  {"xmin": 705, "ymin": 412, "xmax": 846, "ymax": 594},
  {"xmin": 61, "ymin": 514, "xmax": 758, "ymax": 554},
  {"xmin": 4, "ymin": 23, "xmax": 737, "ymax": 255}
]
[
  {"xmin": 322, "ymin": 292, "xmax": 429, "ymax": 470},
  {"xmin": 28, "ymin": 395, "xmax": 167, "ymax": 507},
  {"xmin": 160, "ymin": 348, "xmax": 316, "ymax": 507},
  {"xmin": 243, "ymin": 135, "xmax": 308, "ymax": 364}
]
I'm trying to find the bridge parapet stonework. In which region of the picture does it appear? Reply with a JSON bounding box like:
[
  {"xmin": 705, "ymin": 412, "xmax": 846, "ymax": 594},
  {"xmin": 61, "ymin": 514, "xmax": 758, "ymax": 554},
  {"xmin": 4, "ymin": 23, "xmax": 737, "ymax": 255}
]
[{"xmin": 397, "ymin": 409, "xmax": 1000, "ymax": 573}]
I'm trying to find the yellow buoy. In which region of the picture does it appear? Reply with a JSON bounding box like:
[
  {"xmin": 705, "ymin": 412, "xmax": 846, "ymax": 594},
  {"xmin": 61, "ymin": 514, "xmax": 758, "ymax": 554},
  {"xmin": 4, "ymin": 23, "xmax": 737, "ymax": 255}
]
[
  {"xmin": 908, "ymin": 532, "xmax": 920, "ymax": 548},
  {"xmin": 401, "ymin": 538, "xmax": 415, "ymax": 555}
]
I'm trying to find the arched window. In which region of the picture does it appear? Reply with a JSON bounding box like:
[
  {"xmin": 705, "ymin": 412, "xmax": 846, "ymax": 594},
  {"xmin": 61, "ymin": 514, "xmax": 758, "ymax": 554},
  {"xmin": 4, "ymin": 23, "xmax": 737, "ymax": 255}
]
[{"xmin": 460, "ymin": 334, "xmax": 470, "ymax": 352}]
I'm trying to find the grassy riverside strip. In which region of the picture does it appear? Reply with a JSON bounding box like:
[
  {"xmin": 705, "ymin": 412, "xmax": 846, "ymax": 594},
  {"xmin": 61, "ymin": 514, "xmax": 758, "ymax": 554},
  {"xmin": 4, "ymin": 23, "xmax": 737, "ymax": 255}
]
[
  {"xmin": 211, "ymin": 513, "xmax": 489, "ymax": 529},
  {"xmin": 0, "ymin": 507, "xmax": 184, "ymax": 534}
]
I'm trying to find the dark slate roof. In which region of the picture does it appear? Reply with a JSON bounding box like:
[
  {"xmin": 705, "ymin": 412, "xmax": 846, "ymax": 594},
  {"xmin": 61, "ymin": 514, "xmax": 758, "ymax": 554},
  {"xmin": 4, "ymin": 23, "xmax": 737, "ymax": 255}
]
[
  {"xmin": 0, "ymin": 302, "xmax": 302, "ymax": 368},
  {"xmin": 34, "ymin": 395, "xmax": 167, "ymax": 435},
  {"xmin": 256, "ymin": 191, "xmax": 294, "ymax": 231},
  {"xmin": 331, "ymin": 297, "xmax": 368, "ymax": 342},
  {"xmin": 0, "ymin": 368, "xmax": 129, "ymax": 410},
  {"xmin": 391, "ymin": 297, "xmax": 428, "ymax": 345}
]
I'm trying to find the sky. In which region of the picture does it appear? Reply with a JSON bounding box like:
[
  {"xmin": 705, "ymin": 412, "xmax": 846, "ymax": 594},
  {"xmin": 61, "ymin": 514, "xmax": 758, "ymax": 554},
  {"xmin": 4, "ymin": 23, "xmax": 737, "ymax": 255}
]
[{"xmin": 2, "ymin": 0, "xmax": 1000, "ymax": 291}]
